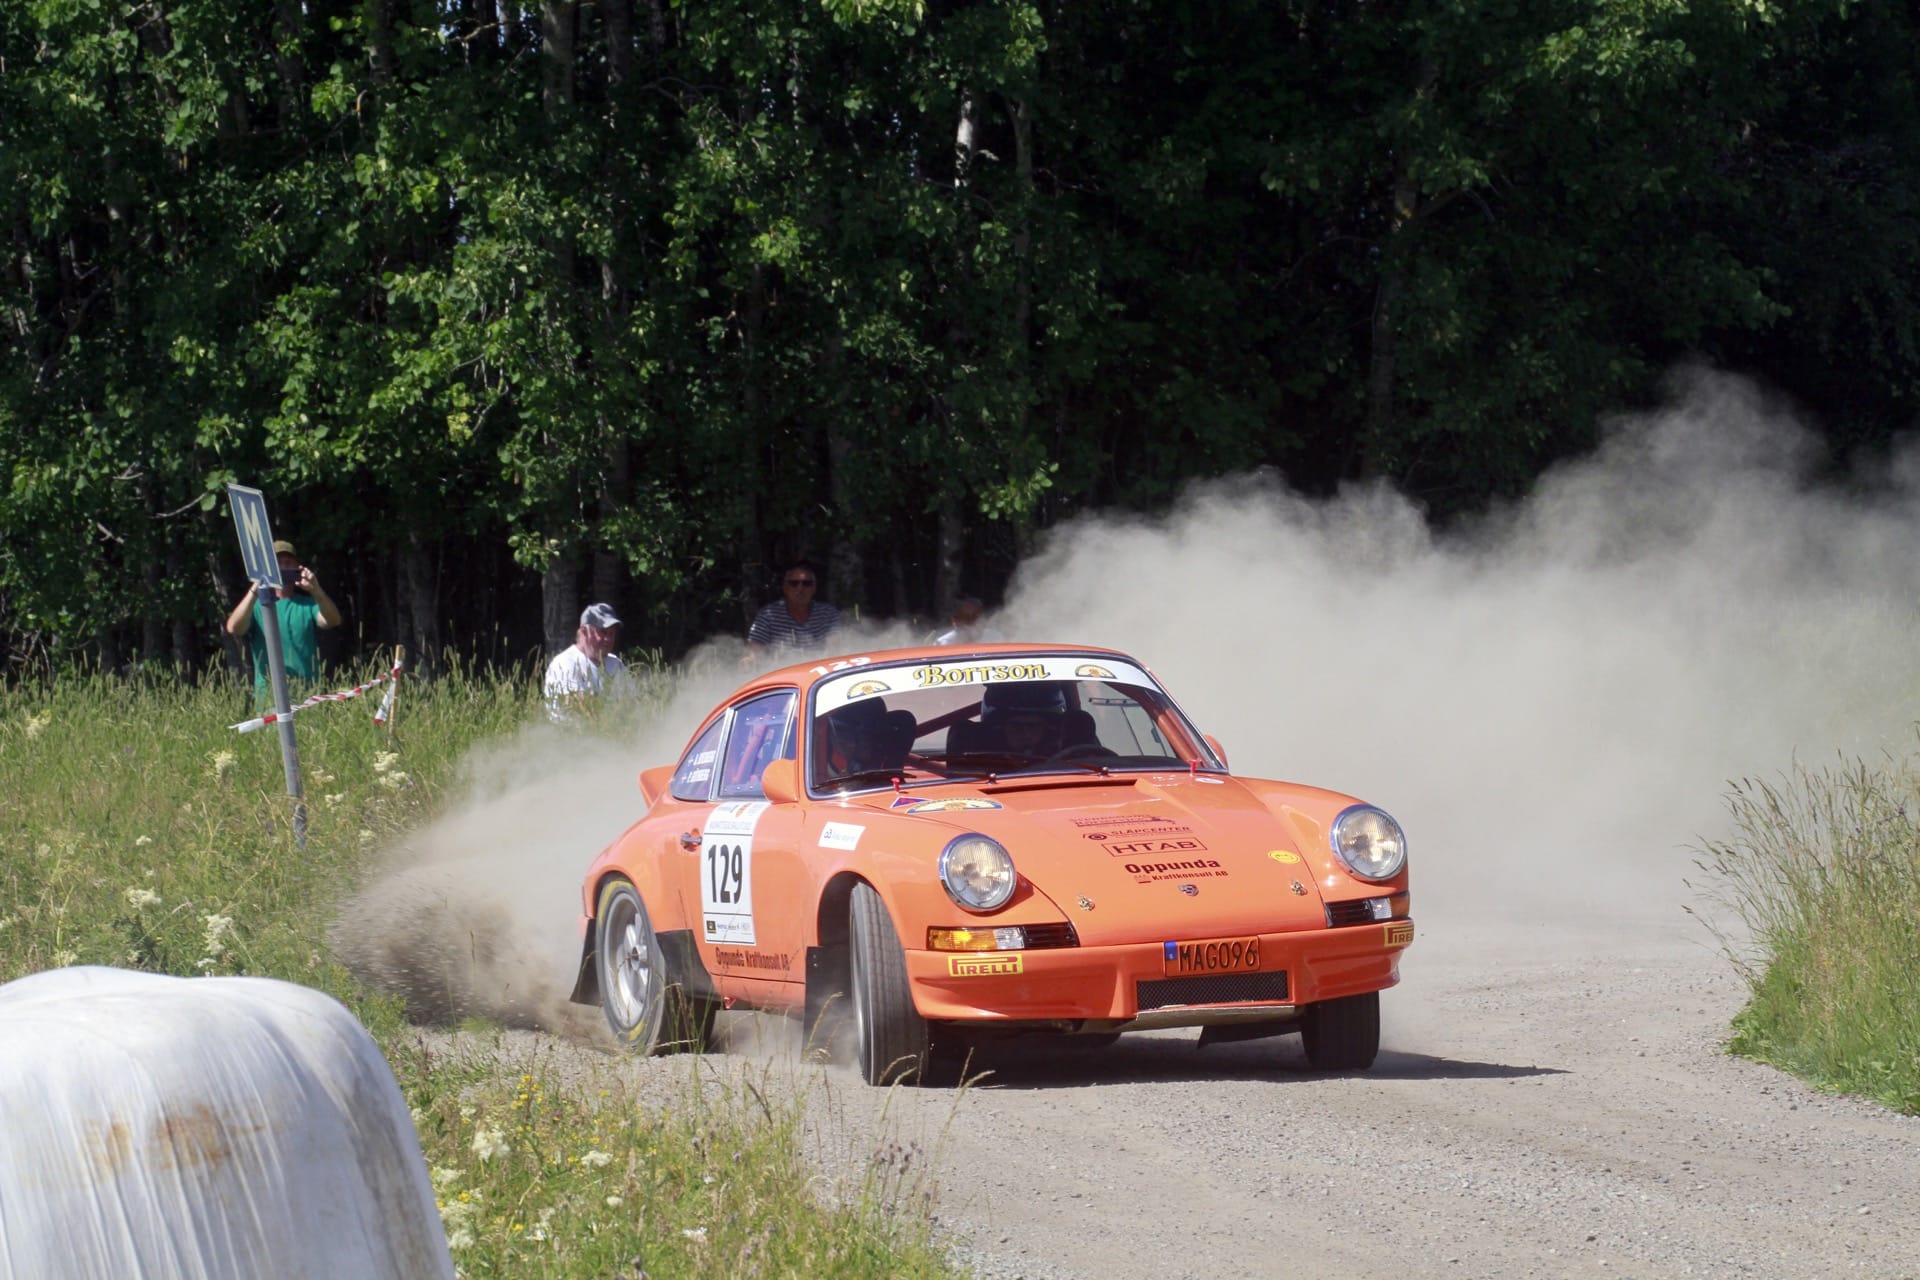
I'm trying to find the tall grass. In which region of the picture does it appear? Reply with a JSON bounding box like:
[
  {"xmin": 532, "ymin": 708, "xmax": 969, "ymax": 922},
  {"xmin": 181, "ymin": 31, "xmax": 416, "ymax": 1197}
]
[
  {"xmin": 1694, "ymin": 751, "xmax": 1920, "ymax": 1113},
  {"xmin": 0, "ymin": 662, "xmax": 964, "ymax": 1278}
]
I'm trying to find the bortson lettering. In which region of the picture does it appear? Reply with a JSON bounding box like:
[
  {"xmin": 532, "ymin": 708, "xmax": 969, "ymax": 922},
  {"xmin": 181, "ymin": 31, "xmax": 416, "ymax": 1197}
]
[{"xmin": 912, "ymin": 663, "xmax": 1049, "ymax": 688}]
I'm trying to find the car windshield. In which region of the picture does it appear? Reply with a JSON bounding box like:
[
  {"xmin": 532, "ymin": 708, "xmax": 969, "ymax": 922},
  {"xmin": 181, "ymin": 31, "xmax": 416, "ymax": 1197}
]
[{"xmin": 808, "ymin": 654, "xmax": 1217, "ymax": 794}]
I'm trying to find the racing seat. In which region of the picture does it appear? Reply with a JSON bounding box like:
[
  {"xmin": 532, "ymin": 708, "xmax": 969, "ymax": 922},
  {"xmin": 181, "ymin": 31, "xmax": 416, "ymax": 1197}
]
[
  {"xmin": 946, "ymin": 717, "xmax": 997, "ymax": 757},
  {"xmin": 1059, "ymin": 709, "xmax": 1099, "ymax": 752},
  {"xmin": 878, "ymin": 710, "xmax": 917, "ymax": 771}
]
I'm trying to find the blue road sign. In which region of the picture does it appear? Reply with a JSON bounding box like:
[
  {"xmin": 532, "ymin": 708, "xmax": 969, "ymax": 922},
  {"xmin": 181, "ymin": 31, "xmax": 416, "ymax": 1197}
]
[{"xmin": 228, "ymin": 484, "xmax": 284, "ymax": 587}]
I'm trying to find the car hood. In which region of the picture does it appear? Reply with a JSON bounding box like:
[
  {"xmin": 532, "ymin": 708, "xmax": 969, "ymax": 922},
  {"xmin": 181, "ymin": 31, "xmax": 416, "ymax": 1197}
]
[{"xmin": 856, "ymin": 774, "xmax": 1331, "ymax": 944}]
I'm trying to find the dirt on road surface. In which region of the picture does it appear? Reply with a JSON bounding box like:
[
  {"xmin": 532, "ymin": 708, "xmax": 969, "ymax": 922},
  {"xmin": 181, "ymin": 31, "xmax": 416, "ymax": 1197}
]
[{"xmin": 427, "ymin": 900, "xmax": 1919, "ymax": 1280}]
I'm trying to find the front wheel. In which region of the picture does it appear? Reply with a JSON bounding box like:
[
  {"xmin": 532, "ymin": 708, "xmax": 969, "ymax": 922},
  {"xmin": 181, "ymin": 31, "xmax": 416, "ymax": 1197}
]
[
  {"xmin": 1299, "ymin": 991, "xmax": 1380, "ymax": 1070},
  {"xmin": 597, "ymin": 878, "xmax": 714, "ymax": 1055},
  {"xmin": 849, "ymin": 882, "xmax": 940, "ymax": 1085}
]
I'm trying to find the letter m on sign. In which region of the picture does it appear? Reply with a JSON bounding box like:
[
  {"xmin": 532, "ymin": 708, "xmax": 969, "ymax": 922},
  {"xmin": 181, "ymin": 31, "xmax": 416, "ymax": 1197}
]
[{"xmin": 227, "ymin": 484, "xmax": 284, "ymax": 587}]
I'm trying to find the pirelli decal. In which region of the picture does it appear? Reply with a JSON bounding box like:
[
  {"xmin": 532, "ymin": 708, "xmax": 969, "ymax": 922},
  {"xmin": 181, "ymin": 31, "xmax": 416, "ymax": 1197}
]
[
  {"xmin": 1384, "ymin": 921, "xmax": 1415, "ymax": 947},
  {"xmin": 947, "ymin": 953, "xmax": 1024, "ymax": 978}
]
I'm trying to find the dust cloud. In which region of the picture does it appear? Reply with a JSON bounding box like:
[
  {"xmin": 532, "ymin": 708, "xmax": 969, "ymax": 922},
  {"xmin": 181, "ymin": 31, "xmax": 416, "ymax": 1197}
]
[
  {"xmin": 338, "ymin": 367, "xmax": 1920, "ymax": 1043},
  {"xmin": 999, "ymin": 367, "xmax": 1920, "ymax": 943}
]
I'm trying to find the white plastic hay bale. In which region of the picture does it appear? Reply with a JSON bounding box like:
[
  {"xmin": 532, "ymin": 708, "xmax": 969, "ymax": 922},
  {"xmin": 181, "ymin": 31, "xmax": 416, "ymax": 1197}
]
[{"xmin": 0, "ymin": 966, "xmax": 454, "ymax": 1280}]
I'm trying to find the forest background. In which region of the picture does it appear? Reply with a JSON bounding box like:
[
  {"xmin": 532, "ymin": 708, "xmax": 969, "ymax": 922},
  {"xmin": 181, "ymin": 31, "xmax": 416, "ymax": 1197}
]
[{"xmin": 5, "ymin": 0, "xmax": 1917, "ymax": 678}]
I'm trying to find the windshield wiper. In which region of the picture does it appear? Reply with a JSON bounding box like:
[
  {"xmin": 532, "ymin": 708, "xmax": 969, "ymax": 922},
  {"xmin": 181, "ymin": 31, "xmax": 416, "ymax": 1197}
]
[
  {"xmin": 821, "ymin": 768, "xmax": 909, "ymax": 790},
  {"xmin": 943, "ymin": 751, "xmax": 1111, "ymax": 778}
]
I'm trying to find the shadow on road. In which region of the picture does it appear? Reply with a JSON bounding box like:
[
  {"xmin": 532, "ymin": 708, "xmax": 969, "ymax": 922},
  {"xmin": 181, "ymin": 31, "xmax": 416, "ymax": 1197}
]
[{"xmin": 941, "ymin": 1031, "xmax": 1567, "ymax": 1090}]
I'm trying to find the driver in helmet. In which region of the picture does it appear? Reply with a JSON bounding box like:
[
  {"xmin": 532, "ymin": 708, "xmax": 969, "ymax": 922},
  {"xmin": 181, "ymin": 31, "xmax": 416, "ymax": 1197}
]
[
  {"xmin": 982, "ymin": 682, "xmax": 1068, "ymax": 757},
  {"xmin": 822, "ymin": 696, "xmax": 891, "ymax": 776}
]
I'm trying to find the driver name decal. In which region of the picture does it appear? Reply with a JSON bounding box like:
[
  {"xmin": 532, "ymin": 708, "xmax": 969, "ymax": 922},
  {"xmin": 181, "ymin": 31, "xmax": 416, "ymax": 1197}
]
[
  {"xmin": 701, "ymin": 800, "xmax": 769, "ymax": 946},
  {"xmin": 910, "ymin": 662, "xmax": 1047, "ymax": 688}
]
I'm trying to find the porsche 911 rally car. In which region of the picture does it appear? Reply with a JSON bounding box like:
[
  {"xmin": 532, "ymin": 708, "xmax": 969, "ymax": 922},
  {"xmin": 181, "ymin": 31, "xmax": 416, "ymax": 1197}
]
[{"xmin": 571, "ymin": 644, "xmax": 1412, "ymax": 1084}]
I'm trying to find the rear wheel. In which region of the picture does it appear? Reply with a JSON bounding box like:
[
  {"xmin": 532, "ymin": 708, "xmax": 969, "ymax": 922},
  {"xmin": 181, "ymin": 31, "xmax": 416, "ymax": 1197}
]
[
  {"xmin": 849, "ymin": 882, "xmax": 939, "ymax": 1085},
  {"xmin": 597, "ymin": 879, "xmax": 714, "ymax": 1055},
  {"xmin": 1300, "ymin": 991, "xmax": 1380, "ymax": 1070}
]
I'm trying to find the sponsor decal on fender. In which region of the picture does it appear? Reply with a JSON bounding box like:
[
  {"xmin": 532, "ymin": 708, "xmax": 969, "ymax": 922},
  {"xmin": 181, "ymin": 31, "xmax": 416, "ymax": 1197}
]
[
  {"xmin": 889, "ymin": 794, "xmax": 928, "ymax": 808},
  {"xmin": 819, "ymin": 822, "xmax": 864, "ymax": 851},
  {"xmin": 1385, "ymin": 921, "xmax": 1415, "ymax": 947},
  {"xmin": 947, "ymin": 953, "xmax": 1024, "ymax": 977},
  {"xmin": 906, "ymin": 797, "xmax": 1004, "ymax": 813},
  {"xmin": 714, "ymin": 947, "xmax": 793, "ymax": 973},
  {"xmin": 1267, "ymin": 849, "xmax": 1302, "ymax": 864}
]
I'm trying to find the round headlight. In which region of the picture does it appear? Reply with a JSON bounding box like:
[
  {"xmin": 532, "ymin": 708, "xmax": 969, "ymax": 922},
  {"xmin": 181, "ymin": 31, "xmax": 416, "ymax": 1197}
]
[
  {"xmin": 939, "ymin": 835, "xmax": 1017, "ymax": 912},
  {"xmin": 1330, "ymin": 805, "xmax": 1407, "ymax": 881}
]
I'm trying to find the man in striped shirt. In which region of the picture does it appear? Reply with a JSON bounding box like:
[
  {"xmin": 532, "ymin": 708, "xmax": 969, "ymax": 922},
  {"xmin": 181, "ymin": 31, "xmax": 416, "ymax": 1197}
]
[{"xmin": 745, "ymin": 558, "xmax": 842, "ymax": 658}]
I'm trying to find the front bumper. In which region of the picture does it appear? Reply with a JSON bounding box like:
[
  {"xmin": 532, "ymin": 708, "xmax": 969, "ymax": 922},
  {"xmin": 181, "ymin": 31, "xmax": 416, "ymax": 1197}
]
[{"xmin": 905, "ymin": 920, "xmax": 1411, "ymax": 1024}]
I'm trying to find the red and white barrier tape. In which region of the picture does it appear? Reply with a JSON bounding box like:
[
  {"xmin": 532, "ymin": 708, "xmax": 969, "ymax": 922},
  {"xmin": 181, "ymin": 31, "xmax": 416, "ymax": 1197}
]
[{"xmin": 231, "ymin": 660, "xmax": 404, "ymax": 734}]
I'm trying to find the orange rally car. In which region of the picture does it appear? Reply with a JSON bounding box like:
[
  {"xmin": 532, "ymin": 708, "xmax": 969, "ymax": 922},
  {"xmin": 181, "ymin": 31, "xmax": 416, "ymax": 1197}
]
[{"xmin": 570, "ymin": 644, "xmax": 1412, "ymax": 1084}]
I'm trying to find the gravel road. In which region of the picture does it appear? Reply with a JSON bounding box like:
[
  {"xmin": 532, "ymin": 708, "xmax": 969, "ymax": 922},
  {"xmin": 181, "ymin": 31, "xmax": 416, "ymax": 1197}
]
[{"xmin": 445, "ymin": 897, "xmax": 1918, "ymax": 1280}]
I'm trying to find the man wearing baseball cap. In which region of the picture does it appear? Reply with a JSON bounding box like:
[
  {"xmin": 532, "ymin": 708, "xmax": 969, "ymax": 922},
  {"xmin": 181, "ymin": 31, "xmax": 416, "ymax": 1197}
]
[
  {"xmin": 544, "ymin": 602, "xmax": 631, "ymax": 721},
  {"xmin": 223, "ymin": 538, "xmax": 342, "ymax": 704}
]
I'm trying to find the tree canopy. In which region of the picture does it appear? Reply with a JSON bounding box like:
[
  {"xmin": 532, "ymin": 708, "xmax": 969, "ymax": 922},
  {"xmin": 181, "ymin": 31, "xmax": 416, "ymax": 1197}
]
[{"xmin": 5, "ymin": 0, "xmax": 1916, "ymax": 674}]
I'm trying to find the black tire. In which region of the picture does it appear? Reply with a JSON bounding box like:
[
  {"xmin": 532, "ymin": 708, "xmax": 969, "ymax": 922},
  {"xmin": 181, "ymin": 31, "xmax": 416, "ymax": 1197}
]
[
  {"xmin": 1300, "ymin": 991, "xmax": 1380, "ymax": 1070},
  {"xmin": 597, "ymin": 878, "xmax": 714, "ymax": 1055},
  {"xmin": 848, "ymin": 882, "xmax": 937, "ymax": 1085}
]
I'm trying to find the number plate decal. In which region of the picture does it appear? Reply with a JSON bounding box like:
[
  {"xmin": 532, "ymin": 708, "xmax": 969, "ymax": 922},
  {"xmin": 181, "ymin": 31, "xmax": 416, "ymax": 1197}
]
[
  {"xmin": 701, "ymin": 801, "xmax": 770, "ymax": 946},
  {"xmin": 1162, "ymin": 936, "xmax": 1261, "ymax": 976}
]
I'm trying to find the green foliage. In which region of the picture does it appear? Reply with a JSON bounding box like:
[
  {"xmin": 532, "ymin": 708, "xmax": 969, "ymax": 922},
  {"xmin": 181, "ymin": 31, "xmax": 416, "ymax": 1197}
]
[
  {"xmin": 1695, "ymin": 753, "xmax": 1920, "ymax": 1114},
  {"xmin": 0, "ymin": 669, "xmax": 964, "ymax": 1278},
  {"xmin": 6, "ymin": 0, "xmax": 1920, "ymax": 660}
]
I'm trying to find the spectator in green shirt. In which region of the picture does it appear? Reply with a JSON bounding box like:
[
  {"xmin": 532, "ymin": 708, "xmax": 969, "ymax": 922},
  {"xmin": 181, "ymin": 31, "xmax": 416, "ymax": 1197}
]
[{"xmin": 223, "ymin": 539, "xmax": 343, "ymax": 701}]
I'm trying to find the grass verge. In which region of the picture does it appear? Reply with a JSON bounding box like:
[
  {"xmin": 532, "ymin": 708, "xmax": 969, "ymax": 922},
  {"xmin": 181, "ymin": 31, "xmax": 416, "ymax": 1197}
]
[
  {"xmin": 0, "ymin": 663, "xmax": 965, "ymax": 1278},
  {"xmin": 1694, "ymin": 751, "xmax": 1920, "ymax": 1114}
]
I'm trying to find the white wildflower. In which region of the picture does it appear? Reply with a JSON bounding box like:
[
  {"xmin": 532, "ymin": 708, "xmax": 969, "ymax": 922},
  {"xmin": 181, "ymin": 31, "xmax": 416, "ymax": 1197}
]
[
  {"xmin": 323, "ymin": 793, "xmax": 346, "ymax": 808},
  {"xmin": 358, "ymin": 830, "xmax": 375, "ymax": 845},
  {"xmin": 133, "ymin": 835, "xmax": 152, "ymax": 847},
  {"xmin": 124, "ymin": 887, "xmax": 162, "ymax": 910},
  {"xmin": 372, "ymin": 751, "xmax": 400, "ymax": 774},
  {"xmin": 208, "ymin": 750, "xmax": 237, "ymax": 779},
  {"xmin": 681, "ymin": 1227, "xmax": 707, "ymax": 1241},
  {"xmin": 377, "ymin": 771, "xmax": 410, "ymax": 791},
  {"xmin": 430, "ymin": 1166, "xmax": 461, "ymax": 1190},
  {"xmin": 201, "ymin": 913, "xmax": 234, "ymax": 958},
  {"xmin": 580, "ymin": 1150, "xmax": 614, "ymax": 1169},
  {"xmin": 51, "ymin": 949, "xmax": 77, "ymax": 967},
  {"xmin": 23, "ymin": 710, "xmax": 51, "ymax": 741},
  {"xmin": 528, "ymin": 1207, "xmax": 555, "ymax": 1243},
  {"xmin": 470, "ymin": 1127, "xmax": 510, "ymax": 1163},
  {"xmin": 311, "ymin": 769, "xmax": 336, "ymax": 786},
  {"xmin": 605, "ymin": 1195, "xmax": 623, "ymax": 1208}
]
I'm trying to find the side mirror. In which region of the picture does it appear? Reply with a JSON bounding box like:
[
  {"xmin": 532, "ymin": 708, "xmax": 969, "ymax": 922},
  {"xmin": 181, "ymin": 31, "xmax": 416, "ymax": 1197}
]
[
  {"xmin": 761, "ymin": 758, "xmax": 802, "ymax": 804},
  {"xmin": 1203, "ymin": 735, "xmax": 1229, "ymax": 770}
]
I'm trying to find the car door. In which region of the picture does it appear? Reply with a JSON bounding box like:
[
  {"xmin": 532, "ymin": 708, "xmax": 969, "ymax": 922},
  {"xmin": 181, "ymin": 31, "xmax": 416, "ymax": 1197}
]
[{"xmin": 691, "ymin": 689, "xmax": 805, "ymax": 1006}]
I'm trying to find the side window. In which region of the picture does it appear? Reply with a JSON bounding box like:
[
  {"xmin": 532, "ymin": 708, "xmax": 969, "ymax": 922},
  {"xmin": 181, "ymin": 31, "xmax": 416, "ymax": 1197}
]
[
  {"xmin": 719, "ymin": 691, "xmax": 797, "ymax": 799},
  {"xmin": 670, "ymin": 719, "xmax": 726, "ymax": 802}
]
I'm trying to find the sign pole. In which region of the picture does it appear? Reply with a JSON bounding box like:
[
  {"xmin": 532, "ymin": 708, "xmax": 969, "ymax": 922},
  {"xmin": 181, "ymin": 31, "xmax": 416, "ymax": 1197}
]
[
  {"xmin": 227, "ymin": 483, "xmax": 306, "ymax": 848},
  {"xmin": 256, "ymin": 590, "xmax": 307, "ymax": 848}
]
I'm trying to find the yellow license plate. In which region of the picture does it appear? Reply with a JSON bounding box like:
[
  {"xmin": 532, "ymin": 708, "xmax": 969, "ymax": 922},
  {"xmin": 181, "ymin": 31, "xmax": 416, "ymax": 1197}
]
[{"xmin": 1163, "ymin": 936, "xmax": 1261, "ymax": 977}]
